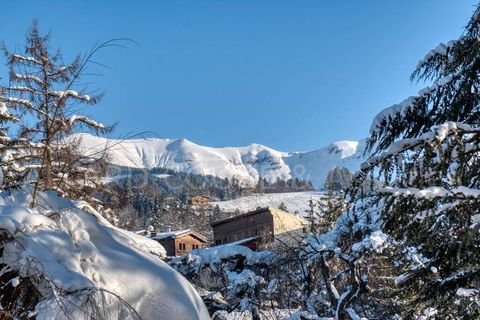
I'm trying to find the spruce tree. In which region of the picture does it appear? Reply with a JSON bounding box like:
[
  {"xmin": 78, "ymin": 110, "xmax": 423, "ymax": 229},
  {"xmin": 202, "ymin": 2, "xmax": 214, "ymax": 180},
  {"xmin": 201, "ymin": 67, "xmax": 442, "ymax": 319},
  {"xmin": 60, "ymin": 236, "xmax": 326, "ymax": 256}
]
[
  {"xmin": 351, "ymin": 5, "xmax": 480, "ymax": 318},
  {"xmin": 325, "ymin": 167, "xmax": 353, "ymax": 191},
  {"xmin": 277, "ymin": 202, "xmax": 288, "ymax": 212}
]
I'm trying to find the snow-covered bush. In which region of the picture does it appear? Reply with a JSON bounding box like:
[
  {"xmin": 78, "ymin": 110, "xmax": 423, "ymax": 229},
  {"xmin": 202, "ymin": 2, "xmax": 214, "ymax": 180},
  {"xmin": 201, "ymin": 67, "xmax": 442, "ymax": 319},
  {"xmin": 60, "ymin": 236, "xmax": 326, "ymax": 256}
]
[{"xmin": 170, "ymin": 245, "xmax": 275, "ymax": 319}]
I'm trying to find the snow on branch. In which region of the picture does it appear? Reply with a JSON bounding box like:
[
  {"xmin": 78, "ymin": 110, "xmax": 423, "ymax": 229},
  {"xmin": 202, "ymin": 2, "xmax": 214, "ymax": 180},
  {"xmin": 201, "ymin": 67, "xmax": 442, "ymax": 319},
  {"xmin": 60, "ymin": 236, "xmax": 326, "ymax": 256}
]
[
  {"xmin": 361, "ymin": 122, "xmax": 480, "ymax": 173},
  {"xmin": 415, "ymin": 40, "xmax": 457, "ymax": 70},
  {"xmin": 0, "ymin": 96, "xmax": 33, "ymax": 109},
  {"xmin": 67, "ymin": 115, "xmax": 105, "ymax": 129},
  {"xmin": 10, "ymin": 54, "xmax": 43, "ymax": 66},
  {"xmin": 379, "ymin": 186, "xmax": 480, "ymax": 199},
  {"xmin": 369, "ymin": 96, "xmax": 418, "ymax": 134},
  {"xmin": 369, "ymin": 73, "xmax": 455, "ymax": 136},
  {"xmin": 7, "ymin": 86, "xmax": 35, "ymax": 93},
  {"xmin": 49, "ymin": 90, "xmax": 92, "ymax": 102},
  {"xmin": 12, "ymin": 73, "xmax": 45, "ymax": 86},
  {"xmin": 0, "ymin": 102, "xmax": 18, "ymax": 121}
]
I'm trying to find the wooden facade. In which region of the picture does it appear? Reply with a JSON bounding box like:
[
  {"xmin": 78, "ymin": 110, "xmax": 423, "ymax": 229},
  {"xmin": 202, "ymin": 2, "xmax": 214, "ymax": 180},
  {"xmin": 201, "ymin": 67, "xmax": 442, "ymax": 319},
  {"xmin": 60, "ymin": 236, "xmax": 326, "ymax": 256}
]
[
  {"xmin": 152, "ymin": 229, "xmax": 207, "ymax": 256},
  {"xmin": 211, "ymin": 207, "xmax": 308, "ymax": 250},
  {"xmin": 188, "ymin": 195, "xmax": 210, "ymax": 206}
]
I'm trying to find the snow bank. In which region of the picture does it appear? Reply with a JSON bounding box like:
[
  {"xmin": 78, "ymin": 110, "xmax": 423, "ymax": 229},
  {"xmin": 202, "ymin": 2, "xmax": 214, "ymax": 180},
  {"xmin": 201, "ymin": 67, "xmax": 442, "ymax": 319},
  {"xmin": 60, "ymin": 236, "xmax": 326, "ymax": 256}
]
[{"xmin": 0, "ymin": 187, "xmax": 209, "ymax": 319}]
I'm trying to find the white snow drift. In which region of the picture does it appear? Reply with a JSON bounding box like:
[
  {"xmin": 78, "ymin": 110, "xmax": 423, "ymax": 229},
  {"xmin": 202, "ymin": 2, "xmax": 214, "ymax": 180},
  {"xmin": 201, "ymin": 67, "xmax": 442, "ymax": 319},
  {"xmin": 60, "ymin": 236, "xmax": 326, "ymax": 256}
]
[{"xmin": 0, "ymin": 187, "xmax": 210, "ymax": 319}]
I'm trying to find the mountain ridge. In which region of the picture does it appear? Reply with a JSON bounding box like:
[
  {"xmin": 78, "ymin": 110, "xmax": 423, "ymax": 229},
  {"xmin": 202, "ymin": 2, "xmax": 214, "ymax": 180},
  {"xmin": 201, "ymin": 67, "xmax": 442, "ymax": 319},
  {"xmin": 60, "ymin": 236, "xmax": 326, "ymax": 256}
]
[{"xmin": 75, "ymin": 133, "xmax": 367, "ymax": 189}]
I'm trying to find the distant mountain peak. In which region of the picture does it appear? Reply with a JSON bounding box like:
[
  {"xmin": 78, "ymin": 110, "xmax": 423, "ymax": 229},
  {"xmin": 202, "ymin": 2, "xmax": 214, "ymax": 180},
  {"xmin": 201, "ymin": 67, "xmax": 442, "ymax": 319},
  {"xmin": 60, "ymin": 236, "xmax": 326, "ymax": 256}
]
[{"xmin": 76, "ymin": 133, "xmax": 367, "ymax": 189}]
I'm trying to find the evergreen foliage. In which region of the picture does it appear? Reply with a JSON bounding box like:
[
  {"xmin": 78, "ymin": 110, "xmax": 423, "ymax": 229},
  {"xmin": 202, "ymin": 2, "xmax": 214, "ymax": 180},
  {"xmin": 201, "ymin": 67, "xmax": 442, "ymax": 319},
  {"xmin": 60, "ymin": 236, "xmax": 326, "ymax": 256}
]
[
  {"xmin": 325, "ymin": 167, "xmax": 353, "ymax": 191},
  {"xmin": 348, "ymin": 5, "xmax": 480, "ymax": 318}
]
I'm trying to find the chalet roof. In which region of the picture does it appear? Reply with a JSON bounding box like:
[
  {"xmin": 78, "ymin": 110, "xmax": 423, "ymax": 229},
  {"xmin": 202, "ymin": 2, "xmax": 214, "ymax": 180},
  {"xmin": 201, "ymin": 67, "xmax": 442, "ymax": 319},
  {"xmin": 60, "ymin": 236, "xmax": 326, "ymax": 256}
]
[
  {"xmin": 211, "ymin": 206, "xmax": 282, "ymax": 227},
  {"xmin": 151, "ymin": 229, "xmax": 207, "ymax": 243}
]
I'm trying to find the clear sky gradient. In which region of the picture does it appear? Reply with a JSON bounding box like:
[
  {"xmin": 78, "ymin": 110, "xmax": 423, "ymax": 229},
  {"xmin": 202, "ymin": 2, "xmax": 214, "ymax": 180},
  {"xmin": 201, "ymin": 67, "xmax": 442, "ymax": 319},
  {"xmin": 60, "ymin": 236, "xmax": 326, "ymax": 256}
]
[{"xmin": 0, "ymin": 1, "xmax": 477, "ymax": 151}]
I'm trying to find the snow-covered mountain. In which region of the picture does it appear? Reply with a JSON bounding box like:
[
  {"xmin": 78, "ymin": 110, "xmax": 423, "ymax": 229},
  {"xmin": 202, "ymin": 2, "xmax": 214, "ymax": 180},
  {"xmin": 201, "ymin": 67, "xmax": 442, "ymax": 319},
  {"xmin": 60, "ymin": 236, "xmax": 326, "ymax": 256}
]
[{"xmin": 76, "ymin": 133, "xmax": 366, "ymax": 189}]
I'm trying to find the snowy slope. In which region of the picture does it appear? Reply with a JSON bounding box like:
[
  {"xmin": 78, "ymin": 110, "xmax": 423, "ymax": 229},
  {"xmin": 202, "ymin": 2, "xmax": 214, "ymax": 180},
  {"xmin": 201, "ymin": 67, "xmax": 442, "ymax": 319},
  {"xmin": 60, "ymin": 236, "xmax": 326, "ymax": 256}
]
[
  {"xmin": 211, "ymin": 191, "xmax": 326, "ymax": 216},
  {"xmin": 284, "ymin": 140, "xmax": 366, "ymax": 188},
  {"xmin": 0, "ymin": 187, "xmax": 210, "ymax": 319},
  {"xmin": 76, "ymin": 133, "xmax": 366, "ymax": 189}
]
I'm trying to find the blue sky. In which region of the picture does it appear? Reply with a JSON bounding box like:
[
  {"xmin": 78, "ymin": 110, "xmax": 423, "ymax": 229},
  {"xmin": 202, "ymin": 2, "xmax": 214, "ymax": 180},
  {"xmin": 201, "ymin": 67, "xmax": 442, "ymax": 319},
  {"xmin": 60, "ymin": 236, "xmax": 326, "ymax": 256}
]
[{"xmin": 0, "ymin": 1, "xmax": 477, "ymax": 151}]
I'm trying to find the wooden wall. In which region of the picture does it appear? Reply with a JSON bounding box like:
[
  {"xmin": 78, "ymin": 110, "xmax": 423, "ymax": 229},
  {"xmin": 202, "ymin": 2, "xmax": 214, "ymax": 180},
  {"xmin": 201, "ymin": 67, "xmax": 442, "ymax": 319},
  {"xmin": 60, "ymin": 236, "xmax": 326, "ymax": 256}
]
[
  {"xmin": 212, "ymin": 210, "xmax": 274, "ymax": 246},
  {"xmin": 157, "ymin": 234, "xmax": 205, "ymax": 257}
]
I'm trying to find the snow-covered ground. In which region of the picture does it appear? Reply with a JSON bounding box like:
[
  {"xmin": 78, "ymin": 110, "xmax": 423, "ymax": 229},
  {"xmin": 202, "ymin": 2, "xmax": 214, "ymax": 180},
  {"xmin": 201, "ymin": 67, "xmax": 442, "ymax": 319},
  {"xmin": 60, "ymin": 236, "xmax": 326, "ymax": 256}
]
[
  {"xmin": 0, "ymin": 187, "xmax": 210, "ymax": 319},
  {"xmin": 213, "ymin": 309, "xmax": 327, "ymax": 320},
  {"xmin": 75, "ymin": 133, "xmax": 366, "ymax": 189},
  {"xmin": 211, "ymin": 191, "xmax": 326, "ymax": 216}
]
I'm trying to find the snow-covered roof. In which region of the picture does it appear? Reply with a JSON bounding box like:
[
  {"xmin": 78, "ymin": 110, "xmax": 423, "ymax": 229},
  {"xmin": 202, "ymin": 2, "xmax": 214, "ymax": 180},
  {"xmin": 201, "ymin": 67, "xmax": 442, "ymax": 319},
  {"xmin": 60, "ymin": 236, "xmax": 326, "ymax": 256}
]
[{"xmin": 151, "ymin": 229, "xmax": 207, "ymax": 242}]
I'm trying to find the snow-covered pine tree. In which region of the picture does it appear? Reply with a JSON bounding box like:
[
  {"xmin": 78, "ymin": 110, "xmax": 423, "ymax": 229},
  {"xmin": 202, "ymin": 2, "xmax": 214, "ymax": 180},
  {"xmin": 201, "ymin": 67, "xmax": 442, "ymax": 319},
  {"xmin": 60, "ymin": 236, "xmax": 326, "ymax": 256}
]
[
  {"xmin": 278, "ymin": 201, "xmax": 288, "ymax": 212},
  {"xmin": 325, "ymin": 167, "xmax": 353, "ymax": 191},
  {"xmin": 351, "ymin": 4, "xmax": 480, "ymax": 318},
  {"xmin": 0, "ymin": 22, "xmax": 113, "ymax": 206},
  {"xmin": 0, "ymin": 87, "xmax": 19, "ymax": 186}
]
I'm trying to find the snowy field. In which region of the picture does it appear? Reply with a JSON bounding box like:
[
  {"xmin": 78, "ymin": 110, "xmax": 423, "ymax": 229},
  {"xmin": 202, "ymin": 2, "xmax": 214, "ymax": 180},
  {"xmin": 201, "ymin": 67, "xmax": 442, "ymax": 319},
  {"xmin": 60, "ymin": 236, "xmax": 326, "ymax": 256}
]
[{"xmin": 211, "ymin": 191, "xmax": 327, "ymax": 216}]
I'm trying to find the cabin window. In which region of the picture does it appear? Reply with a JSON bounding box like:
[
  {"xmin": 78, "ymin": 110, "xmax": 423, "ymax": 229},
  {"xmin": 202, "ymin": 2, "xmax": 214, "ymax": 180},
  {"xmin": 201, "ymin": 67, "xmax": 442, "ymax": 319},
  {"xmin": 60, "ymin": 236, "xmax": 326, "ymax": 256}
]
[{"xmin": 178, "ymin": 243, "xmax": 186, "ymax": 250}]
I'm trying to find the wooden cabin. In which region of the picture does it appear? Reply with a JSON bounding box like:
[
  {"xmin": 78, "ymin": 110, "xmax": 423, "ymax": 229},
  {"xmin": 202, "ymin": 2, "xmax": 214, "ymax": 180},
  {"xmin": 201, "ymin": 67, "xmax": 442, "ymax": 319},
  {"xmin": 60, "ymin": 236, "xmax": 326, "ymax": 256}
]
[
  {"xmin": 151, "ymin": 229, "xmax": 207, "ymax": 257},
  {"xmin": 211, "ymin": 207, "xmax": 308, "ymax": 250},
  {"xmin": 188, "ymin": 195, "xmax": 210, "ymax": 206}
]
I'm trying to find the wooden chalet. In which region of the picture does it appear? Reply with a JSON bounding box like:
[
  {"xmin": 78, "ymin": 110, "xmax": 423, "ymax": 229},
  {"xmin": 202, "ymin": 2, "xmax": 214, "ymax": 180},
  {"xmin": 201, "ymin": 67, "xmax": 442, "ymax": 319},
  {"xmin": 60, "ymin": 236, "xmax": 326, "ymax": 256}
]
[
  {"xmin": 151, "ymin": 229, "xmax": 207, "ymax": 257},
  {"xmin": 211, "ymin": 207, "xmax": 308, "ymax": 250}
]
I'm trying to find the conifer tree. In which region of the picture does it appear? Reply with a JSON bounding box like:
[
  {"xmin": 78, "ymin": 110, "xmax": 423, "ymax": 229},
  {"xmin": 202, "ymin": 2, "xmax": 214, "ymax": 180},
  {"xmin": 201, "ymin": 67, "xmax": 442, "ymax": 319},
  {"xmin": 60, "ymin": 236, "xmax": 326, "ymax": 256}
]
[
  {"xmin": 277, "ymin": 202, "xmax": 288, "ymax": 212},
  {"xmin": 0, "ymin": 22, "xmax": 114, "ymax": 206},
  {"xmin": 325, "ymin": 167, "xmax": 353, "ymax": 191},
  {"xmin": 349, "ymin": 5, "xmax": 480, "ymax": 318}
]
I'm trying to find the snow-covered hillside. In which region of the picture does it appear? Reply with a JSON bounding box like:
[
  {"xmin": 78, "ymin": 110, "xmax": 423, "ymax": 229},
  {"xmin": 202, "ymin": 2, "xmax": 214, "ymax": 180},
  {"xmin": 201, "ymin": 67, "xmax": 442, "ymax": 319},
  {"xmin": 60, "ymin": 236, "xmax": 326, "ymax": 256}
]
[
  {"xmin": 0, "ymin": 187, "xmax": 210, "ymax": 319},
  {"xmin": 76, "ymin": 133, "xmax": 366, "ymax": 189},
  {"xmin": 211, "ymin": 191, "xmax": 326, "ymax": 216}
]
